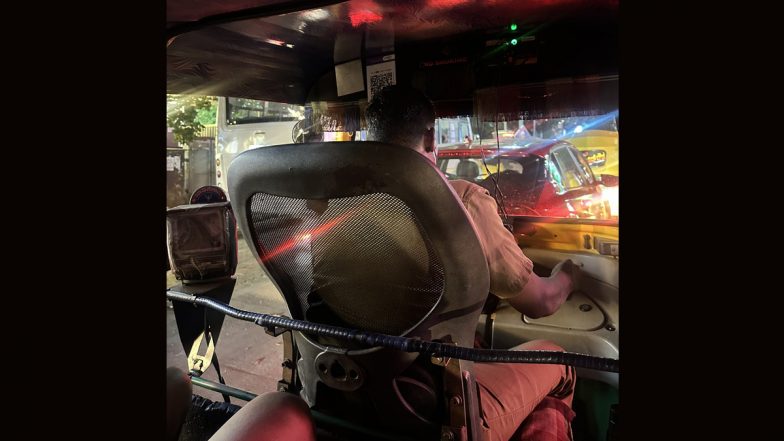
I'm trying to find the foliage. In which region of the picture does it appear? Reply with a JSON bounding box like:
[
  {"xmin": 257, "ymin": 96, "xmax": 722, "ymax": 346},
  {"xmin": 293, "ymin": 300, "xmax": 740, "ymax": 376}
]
[
  {"xmin": 167, "ymin": 95, "xmax": 216, "ymax": 145},
  {"xmin": 195, "ymin": 104, "xmax": 217, "ymax": 127}
]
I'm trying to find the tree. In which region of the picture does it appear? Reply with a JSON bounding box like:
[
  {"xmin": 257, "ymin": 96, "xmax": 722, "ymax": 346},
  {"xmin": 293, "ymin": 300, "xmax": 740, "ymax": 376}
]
[
  {"xmin": 167, "ymin": 95, "xmax": 216, "ymax": 145},
  {"xmin": 195, "ymin": 102, "xmax": 217, "ymax": 127}
]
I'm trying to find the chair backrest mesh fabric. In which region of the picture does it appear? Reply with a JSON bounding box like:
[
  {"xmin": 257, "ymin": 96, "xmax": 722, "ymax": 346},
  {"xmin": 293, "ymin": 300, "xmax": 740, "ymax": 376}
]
[{"xmin": 249, "ymin": 191, "xmax": 444, "ymax": 336}]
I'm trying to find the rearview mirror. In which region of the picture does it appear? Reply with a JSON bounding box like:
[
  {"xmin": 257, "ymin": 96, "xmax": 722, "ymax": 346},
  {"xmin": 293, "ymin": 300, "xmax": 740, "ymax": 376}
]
[{"xmin": 600, "ymin": 174, "xmax": 619, "ymax": 187}]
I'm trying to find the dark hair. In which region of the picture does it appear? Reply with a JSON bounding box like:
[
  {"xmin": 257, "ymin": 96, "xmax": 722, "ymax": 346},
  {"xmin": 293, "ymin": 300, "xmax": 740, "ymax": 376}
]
[{"xmin": 365, "ymin": 85, "xmax": 435, "ymax": 148}]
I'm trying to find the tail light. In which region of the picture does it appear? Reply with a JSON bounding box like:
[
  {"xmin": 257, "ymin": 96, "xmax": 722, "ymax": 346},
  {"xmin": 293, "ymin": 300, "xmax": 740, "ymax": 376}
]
[
  {"xmin": 601, "ymin": 185, "xmax": 619, "ymax": 218},
  {"xmin": 565, "ymin": 193, "xmax": 612, "ymax": 219}
]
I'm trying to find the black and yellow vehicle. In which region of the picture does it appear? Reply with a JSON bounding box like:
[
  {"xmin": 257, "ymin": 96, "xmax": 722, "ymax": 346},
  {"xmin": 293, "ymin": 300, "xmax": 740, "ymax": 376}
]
[
  {"xmin": 564, "ymin": 130, "xmax": 619, "ymax": 178},
  {"xmin": 166, "ymin": 1, "xmax": 619, "ymax": 440}
]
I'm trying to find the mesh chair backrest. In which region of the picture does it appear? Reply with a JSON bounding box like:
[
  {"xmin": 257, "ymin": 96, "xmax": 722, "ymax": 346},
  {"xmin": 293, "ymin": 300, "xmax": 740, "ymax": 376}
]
[
  {"xmin": 248, "ymin": 191, "xmax": 444, "ymax": 335},
  {"xmin": 228, "ymin": 142, "xmax": 490, "ymax": 434}
]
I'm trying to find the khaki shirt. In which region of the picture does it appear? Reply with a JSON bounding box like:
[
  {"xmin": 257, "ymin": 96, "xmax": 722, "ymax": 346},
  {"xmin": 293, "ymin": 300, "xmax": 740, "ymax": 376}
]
[{"xmin": 448, "ymin": 179, "xmax": 533, "ymax": 299}]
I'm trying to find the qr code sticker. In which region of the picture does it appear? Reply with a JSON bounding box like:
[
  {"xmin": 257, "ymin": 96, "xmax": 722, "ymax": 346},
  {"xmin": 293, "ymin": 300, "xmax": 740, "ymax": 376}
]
[
  {"xmin": 370, "ymin": 72, "xmax": 394, "ymax": 97},
  {"xmin": 367, "ymin": 60, "xmax": 396, "ymax": 101}
]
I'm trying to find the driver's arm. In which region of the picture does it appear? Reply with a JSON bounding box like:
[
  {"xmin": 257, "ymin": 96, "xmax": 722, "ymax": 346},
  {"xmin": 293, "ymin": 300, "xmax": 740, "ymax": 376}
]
[{"xmin": 454, "ymin": 181, "xmax": 568, "ymax": 318}]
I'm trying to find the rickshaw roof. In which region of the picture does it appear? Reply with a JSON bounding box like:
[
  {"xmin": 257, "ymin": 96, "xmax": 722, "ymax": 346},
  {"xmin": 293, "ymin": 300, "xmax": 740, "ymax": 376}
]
[{"xmin": 167, "ymin": 0, "xmax": 618, "ymax": 114}]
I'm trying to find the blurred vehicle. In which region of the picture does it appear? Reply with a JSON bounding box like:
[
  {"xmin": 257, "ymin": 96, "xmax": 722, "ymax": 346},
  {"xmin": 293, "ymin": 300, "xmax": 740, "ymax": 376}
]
[
  {"xmin": 564, "ymin": 129, "xmax": 619, "ymax": 178},
  {"xmin": 437, "ymin": 140, "xmax": 614, "ymax": 219},
  {"xmin": 215, "ymin": 97, "xmax": 304, "ymax": 192}
]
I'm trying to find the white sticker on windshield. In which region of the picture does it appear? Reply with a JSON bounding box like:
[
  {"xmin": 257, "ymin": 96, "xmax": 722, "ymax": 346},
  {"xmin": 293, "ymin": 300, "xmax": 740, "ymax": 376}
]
[{"xmin": 167, "ymin": 156, "xmax": 181, "ymax": 172}]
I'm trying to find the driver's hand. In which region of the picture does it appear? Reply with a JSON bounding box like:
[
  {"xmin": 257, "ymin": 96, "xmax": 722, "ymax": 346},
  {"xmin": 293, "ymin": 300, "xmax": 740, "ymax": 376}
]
[{"xmin": 550, "ymin": 259, "xmax": 581, "ymax": 294}]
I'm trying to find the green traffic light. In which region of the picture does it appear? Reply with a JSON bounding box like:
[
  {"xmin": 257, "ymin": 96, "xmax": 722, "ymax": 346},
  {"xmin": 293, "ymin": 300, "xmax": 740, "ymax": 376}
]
[
  {"xmin": 510, "ymin": 38, "xmax": 518, "ymax": 46},
  {"xmin": 510, "ymin": 23, "xmax": 518, "ymax": 31}
]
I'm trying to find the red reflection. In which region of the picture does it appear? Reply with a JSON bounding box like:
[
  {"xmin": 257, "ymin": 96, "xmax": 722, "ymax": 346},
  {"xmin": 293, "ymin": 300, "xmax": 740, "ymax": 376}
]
[
  {"xmin": 427, "ymin": 0, "xmax": 470, "ymax": 8},
  {"xmin": 260, "ymin": 212, "xmax": 351, "ymax": 262},
  {"xmin": 348, "ymin": 0, "xmax": 383, "ymax": 27},
  {"xmin": 265, "ymin": 38, "xmax": 285, "ymax": 47}
]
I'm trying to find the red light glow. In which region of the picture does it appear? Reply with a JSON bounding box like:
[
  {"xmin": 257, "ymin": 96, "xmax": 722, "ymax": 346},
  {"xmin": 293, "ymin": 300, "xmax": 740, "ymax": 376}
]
[
  {"xmin": 260, "ymin": 212, "xmax": 351, "ymax": 262},
  {"xmin": 438, "ymin": 149, "xmax": 501, "ymax": 158},
  {"xmin": 427, "ymin": 0, "xmax": 470, "ymax": 8},
  {"xmin": 349, "ymin": 10, "xmax": 382, "ymax": 27},
  {"xmin": 348, "ymin": 0, "xmax": 383, "ymax": 27}
]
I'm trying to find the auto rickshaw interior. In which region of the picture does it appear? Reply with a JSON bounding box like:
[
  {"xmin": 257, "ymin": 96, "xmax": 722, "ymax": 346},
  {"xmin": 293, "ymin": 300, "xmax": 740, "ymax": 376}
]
[{"xmin": 167, "ymin": 1, "xmax": 619, "ymax": 440}]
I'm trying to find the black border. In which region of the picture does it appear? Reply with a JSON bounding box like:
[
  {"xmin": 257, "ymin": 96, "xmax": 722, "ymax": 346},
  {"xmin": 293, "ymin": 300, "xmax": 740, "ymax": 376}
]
[
  {"xmin": 618, "ymin": 0, "xmax": 755, "ymax": 437},
  {"xmin": 20, "ymin": 0, "xmax": 167, "ymax": 436}
]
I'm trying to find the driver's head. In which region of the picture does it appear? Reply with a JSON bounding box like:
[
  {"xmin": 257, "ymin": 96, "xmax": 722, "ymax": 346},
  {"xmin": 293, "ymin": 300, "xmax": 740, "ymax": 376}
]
[{"xmin": 365, "ymin": 85, "xmax": 436, "ymax": 161}]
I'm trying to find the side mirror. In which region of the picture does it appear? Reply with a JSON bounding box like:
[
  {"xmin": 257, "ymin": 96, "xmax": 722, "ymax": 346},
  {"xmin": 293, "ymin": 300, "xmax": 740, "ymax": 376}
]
[{"xmin": 600, "ymin": 174, "xmax": 619, "ymax": 187}]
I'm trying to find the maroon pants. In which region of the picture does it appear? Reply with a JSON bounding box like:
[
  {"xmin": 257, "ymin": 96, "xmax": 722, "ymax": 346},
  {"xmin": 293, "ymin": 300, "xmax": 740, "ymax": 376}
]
[
  {"xmin": 209, "ymin": 340, "xmax": 574, "ymax": 441},
  {"xmin": 474, "ymin": 340, "xmax": 576, "ymax": 441}
]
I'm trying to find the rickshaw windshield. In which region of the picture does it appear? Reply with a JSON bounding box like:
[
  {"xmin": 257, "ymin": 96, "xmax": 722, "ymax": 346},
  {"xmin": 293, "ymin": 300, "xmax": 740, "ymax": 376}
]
[{"xmin": 167, "ymin": 0, "xmax": 619, "ymax": 223}]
